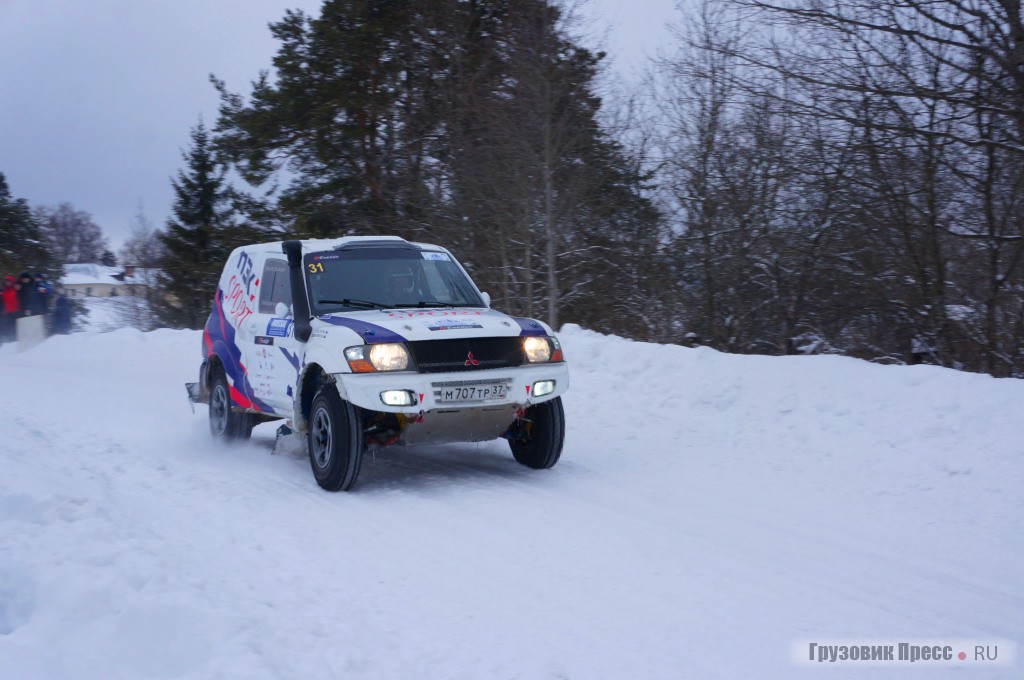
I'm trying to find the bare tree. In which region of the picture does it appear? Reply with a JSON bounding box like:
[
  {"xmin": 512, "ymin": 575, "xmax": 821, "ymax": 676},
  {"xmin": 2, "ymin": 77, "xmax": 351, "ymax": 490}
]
[
  {"xmin": 117, "ymin": 206, "xmax": 167, "ymax": 331},
  {"xmin": 119, "ymin": 206, "xmax": 165, "ymax": 268},
  {"xmin": 36, "ymin": 203, "xmax": 109, "ymax": 264},
  {"xmin": 659, "ymin": 3, "xmax": 813, "ymax": 353},
  {"xmin": 650, "ymin": 0, "xmax": 1024, "ymax": 374}
]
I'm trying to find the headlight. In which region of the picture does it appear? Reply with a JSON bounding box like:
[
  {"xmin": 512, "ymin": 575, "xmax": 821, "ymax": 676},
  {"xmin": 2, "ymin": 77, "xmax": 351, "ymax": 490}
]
[
  {"xmin": 524, "ymin": 336, "xmax": 551, "ymax": 362},
  {"xmin": 344, "ymin": 343, "xmax": 411, "ymax": 372},
  {"xmin": 370, "ymin": 343, "xmax": 410, "ymax": 371},
  {"xmin": 523, "ymin": 336, "xmax": 563, "ymax": 363}
]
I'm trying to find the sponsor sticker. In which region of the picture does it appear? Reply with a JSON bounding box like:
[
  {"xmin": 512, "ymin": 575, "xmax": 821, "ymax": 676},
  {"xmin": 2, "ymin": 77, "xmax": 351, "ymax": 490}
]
[
  {"xmin": 422, "ymin": 251, "xmax": 451, "ymax": 261},
  {"xmin": 255, "ymin": 336, "xmax": 274, "ymax": 346},
  {"xmin": 388, "ymin": 309, "xmax": 483, "ymax": 318},
  {"xmin": 425, "ymin": 317, "xmax": 483, "ymax": 331},
  {"xmin": 266, "ymin": 318, "xmax": 293, "ymax": 337}
]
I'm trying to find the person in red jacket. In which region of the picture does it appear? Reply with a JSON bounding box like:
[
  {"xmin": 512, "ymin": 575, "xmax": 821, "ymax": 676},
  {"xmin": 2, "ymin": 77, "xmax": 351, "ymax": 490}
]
[{"xmin": 1, "ymin": 275, "xmax": 21, "ymax": 344}]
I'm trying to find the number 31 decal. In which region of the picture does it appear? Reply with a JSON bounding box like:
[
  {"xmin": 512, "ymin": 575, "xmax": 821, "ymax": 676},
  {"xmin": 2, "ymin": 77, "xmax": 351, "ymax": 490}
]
[{"xmin": 307, "ymin": 262, "xmax": 324, "ymax": 273}]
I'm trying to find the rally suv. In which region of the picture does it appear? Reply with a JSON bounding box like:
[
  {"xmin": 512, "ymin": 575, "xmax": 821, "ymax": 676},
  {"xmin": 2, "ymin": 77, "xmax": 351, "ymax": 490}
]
[{"xmin": 187, "ymin": 236, "xmax": 568, "ymax": 491}]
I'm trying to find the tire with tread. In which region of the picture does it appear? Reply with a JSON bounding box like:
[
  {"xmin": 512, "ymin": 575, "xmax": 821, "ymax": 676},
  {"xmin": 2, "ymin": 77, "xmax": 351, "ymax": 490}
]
[
  {"xmin": 508, "ymin": 396, "xmax": 565, "ymax": 469},
  {"xmin": 307, "ymin": 385, "xmax": 364, "ymax": 491},
  {"xmin": 209, "ymin": 370, "xmax": 255, "ymax": 441}
]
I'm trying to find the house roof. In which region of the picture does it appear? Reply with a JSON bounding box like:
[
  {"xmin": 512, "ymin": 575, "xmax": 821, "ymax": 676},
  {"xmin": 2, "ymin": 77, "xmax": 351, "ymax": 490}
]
[{"xmin": 60, "ymin": 264, "xmax": 158, "ymax": 286}]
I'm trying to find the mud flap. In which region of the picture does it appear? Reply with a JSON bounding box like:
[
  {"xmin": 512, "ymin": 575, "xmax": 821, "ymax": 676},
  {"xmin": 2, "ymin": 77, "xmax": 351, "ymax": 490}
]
[
  {"xmin": 185, "ymin": 382, "xmax": 204, "ymax": 414},
  {"xmin": 186, "ymin": 361, "xmax": 211, "ymax": 414},
  {"xmin": 272, "ymin": 423, "xmax": 307, "ymax": 458}
]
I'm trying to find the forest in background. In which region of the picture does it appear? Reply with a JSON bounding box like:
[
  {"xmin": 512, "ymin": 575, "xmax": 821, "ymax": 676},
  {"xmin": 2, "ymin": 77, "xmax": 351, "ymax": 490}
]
[{"xmin": 3, "ymin": 0, "xmax": 1021, "ymax": 377}]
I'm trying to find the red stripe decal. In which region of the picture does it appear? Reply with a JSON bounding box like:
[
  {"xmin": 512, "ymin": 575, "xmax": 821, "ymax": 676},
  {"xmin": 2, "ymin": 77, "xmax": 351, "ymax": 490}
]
[{"xmin": 229, "ymin": 385, "xmax": 254, "ymax": 410}]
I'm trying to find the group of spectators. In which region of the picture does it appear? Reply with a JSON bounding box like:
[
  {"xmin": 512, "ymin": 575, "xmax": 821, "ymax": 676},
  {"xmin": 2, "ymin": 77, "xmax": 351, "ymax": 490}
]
[{"xmin": 1, "ymin": 271, "xmax": 71, "ymax": 344}]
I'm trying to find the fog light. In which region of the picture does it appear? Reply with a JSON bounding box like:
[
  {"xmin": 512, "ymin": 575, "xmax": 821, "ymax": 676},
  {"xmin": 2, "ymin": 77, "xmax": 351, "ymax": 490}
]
[
  {"xmin": 532, "ymin": 380, "xmax": 555, "ymax": 397},
  {"xmin": 381, "ymin": 390, "xmax": 416, "ymax": 406}
]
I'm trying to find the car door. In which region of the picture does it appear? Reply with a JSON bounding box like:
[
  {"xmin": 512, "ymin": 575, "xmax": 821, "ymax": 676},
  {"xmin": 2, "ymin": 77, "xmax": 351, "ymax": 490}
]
[{"xmin": 242, "ymin": 256, "xmax": 301, "ymax": 416}]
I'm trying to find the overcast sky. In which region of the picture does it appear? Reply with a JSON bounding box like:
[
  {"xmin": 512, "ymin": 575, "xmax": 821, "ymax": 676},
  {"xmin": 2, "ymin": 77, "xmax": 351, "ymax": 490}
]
[{"xmin": 0, "ymin": 0, "xmax": 679, "ymax": 252}]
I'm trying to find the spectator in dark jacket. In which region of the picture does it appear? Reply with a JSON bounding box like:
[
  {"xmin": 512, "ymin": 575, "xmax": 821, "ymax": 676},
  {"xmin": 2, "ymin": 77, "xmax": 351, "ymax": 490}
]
[
  {"xmin": 16, "ymin": 272, "xmax": 35, "ymax": 316},
  {"xmin": 1, "ymin": 275, "xmax": 20, "ymax": 342},
  {"xmin": 51, "ymin": 286, "xmax": 72, "ymax": 335},
  {"xmin": 31, "ymin": 273, "xmax": 51, "ymax": 316}
]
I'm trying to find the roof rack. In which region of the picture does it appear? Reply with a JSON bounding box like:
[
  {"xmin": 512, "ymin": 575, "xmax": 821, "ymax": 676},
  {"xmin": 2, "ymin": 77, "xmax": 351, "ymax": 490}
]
[{"xmin": 332, "ymin": 238, "xmax": 415, "ymax": 251}]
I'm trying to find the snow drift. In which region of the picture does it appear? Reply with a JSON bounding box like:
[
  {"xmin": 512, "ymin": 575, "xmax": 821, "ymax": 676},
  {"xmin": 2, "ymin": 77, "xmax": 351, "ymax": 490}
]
[{"xmin": 0, "ymin": 325, "xmax": 1021, "ymax": 678}]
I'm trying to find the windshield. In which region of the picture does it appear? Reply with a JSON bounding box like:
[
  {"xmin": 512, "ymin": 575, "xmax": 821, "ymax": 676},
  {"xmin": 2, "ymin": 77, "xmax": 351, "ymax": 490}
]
[{"xmin": 303, "ymin": 246, "xmax": 484, "ymax": 315}]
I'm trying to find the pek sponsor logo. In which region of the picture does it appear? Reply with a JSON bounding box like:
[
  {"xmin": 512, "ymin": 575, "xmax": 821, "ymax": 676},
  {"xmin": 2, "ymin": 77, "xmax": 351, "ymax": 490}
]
[
  {"xmin": 794, "ymin": 639, "xmax": 1015, "ymax": 667},
  {"xmin": 236, "ymin": 250, "xmax": 256, "ymax": 295},
  {"xmin": 224, "ymin": 249, "xmax": 258, "ymax": 327}
]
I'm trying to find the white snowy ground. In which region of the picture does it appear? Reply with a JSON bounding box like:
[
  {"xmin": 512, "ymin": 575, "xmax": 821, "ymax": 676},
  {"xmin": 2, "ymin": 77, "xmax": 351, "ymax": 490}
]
[
  {"xmin": 0, "ymin": 326, "xmax": 1021, "ymax": 679},
  {"xmin": 75, "ymin": 294, "xmax": 153, "ymax": 333}
]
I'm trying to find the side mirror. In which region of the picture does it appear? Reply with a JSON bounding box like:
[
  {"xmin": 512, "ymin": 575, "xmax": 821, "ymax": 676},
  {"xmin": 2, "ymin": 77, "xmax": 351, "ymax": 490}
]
[
  {"xmin": 480, "ymin": 291, "xmax": 491, "ymax": 308},
  {"xmin": 275, "ymin": 301, "xmax": 292, "ymax": 318}
]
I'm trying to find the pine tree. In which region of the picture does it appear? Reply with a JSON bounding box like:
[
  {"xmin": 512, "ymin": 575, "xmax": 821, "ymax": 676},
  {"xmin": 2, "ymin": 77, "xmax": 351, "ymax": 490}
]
[
  {"xmin": 0, "ymin": 173, "xmax": 51, "ymax": 275},
  {"xmin": 213, "ymin": 0, "xmax": 452, "ymax": 236},
  {"xmin": 212, "ymin": 0, "xmax": 662, "ymax": 329},
  {"xmin": 158, "ymin": 121, "xmax": 240, "ymax": 329},
  {"xmin": 444, "ymin": 0, "xmax": 663, "ymax": 327}
]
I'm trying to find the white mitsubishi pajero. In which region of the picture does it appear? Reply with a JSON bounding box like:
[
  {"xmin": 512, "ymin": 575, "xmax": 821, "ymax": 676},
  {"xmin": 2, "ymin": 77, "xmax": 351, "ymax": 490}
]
[{"xmin": 187, "ymin": 236, "xmax": 568, "ymax": 491}]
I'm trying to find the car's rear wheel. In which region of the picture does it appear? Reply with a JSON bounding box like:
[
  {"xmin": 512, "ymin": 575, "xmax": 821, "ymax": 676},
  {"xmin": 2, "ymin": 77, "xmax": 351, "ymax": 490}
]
[
  {"xmin": 508, "ymin": 396, "xmax": 565, "ymax": 469},
  {"xmin": 308, "ymin": 386, "xmax": 364, "ymax": 491},
  {"xmin": 209, "ymin": 370, "xmax": 254, "ymax": 441}
]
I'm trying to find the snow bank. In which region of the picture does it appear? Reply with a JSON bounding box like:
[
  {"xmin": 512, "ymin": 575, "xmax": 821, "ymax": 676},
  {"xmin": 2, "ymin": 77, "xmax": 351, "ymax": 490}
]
[{"xmin": 0, "ymin": 325, "xmax": 1020, "ymax": 678}]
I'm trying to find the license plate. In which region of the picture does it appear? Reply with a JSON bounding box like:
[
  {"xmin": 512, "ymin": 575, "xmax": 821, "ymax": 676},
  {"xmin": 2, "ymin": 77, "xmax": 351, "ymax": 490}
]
[{"xmin": 437, "ymin": 382, "xmax": 508, "ymax": 402}]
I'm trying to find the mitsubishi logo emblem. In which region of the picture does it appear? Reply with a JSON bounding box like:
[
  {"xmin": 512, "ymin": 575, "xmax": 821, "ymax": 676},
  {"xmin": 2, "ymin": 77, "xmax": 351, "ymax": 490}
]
[{"xmin": 465, "ymin": 351, "xmax": 480, "ymax": 366}]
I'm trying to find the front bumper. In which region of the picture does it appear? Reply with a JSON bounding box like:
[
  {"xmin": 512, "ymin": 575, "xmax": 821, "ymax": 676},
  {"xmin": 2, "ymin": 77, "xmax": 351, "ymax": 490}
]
[{"xmin": 335, "ymin": 362, "xmax": 569, "ymax": 415}]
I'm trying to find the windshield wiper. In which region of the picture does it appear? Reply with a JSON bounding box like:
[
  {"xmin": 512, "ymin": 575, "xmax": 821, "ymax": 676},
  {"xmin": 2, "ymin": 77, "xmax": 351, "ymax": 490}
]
[
  {"xmin": 393, "ymin": 301, "xmax": 454, "ymax": 308},
  {"xmin": 317, "ymin": 298, "xmax": 391, "ymax": 310}
]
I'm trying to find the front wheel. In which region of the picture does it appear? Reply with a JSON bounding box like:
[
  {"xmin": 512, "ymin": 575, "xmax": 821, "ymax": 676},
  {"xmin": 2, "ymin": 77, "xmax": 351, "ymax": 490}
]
[
  {"xmin": 508, "ymin": 396, "xmax": 565, "ymax": 469},
  {"xmin": 209, "ymin": 371, "xmax": 254, "ymax": 441},
  {"xmin": 307, "ymin": 386, "xmax": 364, "ymax": 491}
]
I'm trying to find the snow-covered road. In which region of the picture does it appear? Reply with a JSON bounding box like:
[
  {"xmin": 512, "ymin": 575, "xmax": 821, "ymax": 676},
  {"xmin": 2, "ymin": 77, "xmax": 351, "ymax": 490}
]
[{"xmin": 1, "ymin": 326, "xmax": 1021, "ymax": 678}]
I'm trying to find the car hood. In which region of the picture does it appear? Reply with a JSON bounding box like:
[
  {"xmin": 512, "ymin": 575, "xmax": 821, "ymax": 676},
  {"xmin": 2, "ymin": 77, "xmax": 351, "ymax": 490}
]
[{"xmin": 312, "ymin": 307, "xmax": 548, "ymax": 344}]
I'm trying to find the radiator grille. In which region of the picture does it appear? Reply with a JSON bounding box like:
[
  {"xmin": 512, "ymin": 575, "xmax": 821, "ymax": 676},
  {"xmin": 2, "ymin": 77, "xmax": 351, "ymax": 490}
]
[{"xmin": 407, "ymin": 337, "xmax": 524, "ymax": 373}]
